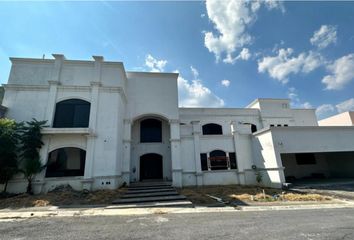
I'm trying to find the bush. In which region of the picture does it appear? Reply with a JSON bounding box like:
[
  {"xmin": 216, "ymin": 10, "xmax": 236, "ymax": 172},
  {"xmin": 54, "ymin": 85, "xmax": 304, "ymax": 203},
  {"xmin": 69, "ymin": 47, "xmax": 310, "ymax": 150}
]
[{"xmin": 0, "ymin": 119, "xmax": 21, "ymax": 192}]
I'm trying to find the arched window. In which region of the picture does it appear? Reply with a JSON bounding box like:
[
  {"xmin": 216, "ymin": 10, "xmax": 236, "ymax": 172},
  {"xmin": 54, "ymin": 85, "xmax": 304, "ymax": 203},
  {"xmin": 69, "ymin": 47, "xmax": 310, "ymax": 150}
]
[
  {"xmin": 140, "ymin": 119, "xmax": 162, "ymax": 143},
  {"xmin": 202, "ymin": 123, "xmax": 223, "ymax": 135},
  {"xmin": 53, "ymin": 99, "xmax": 90, "ymax": 128},
  {"xmin": 45, "ymin": 147, "xmax": 86, "ymax": 177},
  {"xmin": 209, "ymin": 150, "xmax": 227, "ymax": 170}
]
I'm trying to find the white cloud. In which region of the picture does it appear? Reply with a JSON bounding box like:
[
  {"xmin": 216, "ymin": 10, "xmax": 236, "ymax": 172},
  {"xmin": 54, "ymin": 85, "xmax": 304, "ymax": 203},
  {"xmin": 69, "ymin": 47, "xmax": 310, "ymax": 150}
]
[
  {"xmin": 178, "ymin": 75, "xmax": 225, "ymax": 108},
  {"xmin": 204, "ymin": 0, "xmax": 283, "ymax": 63},
  {"xmin": 316, "ymin": 104, "xmax": 336, "ymax": 119},
  {"xmin": 316, "ymin": 98, "xmax": 354, "ymax": 119},
  {"xmin": 258, "ymin": 48, "xmax": 324, "ymax": 83},
  {"xmin": 178, "ymin": 67, "xmax": 225, "ymax": 108},
  {"xmin": 336, "ymin": 98, "xmax": 354, "ymax": 113},
  {"xmin": 145, "ymin": 54, "xmax": 167, "ymax": 72},
  {"xmin": 322, "ymin": 53, "xmax": 354, "ymax": 90},
  {"xmin": 287, "ymin": 87, "xmax": 312, "ymax": 109},
  {"xmin": 190, "ymin": 66, "xmax": 199, "ymax": 79},
  {"xmin": 223, "ymin": 48, "xmax": 251, "ymax": 64},
  {"xmin": 221, "ymin": 79, "xmax": 231, "ymax": 87},
  {"xmin": 310, "ymin": 25, "xmax": 337, "ymax": 49}
]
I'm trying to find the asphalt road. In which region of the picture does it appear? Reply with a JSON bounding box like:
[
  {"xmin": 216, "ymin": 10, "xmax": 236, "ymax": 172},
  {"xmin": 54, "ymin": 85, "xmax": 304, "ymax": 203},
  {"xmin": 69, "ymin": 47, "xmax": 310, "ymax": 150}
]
[{"xmin": 1, "ymin": 208, "xmax": 354, "ymax": 240}]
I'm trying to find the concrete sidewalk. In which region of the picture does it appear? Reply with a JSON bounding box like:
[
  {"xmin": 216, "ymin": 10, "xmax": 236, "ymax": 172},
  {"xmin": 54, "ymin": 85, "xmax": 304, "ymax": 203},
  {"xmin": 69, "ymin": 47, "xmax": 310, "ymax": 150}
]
[{"xmin": 1, "ymin": 200, "xmax": 354, "ymax": 219}]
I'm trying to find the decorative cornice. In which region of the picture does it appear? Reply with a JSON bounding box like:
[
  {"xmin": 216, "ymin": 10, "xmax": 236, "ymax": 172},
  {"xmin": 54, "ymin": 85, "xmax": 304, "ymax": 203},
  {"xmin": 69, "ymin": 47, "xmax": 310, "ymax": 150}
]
[
  {"xmin": 169, "ymin": 119, "xmax": 180, "ymax": 124},
  {"xmin": 57, "ymin": 85, "xmax": 91, "ymax": 92},
  {"xmin": 90, "ymin": 81, "xmax": 102, "ymax": 87},
  {"xmin": 48, "ymin": 80, "xmax": 60, "ymax": 85},
  {"xmin": 3, "ymin": 84, "xmax": 49, "ymax": 91}
]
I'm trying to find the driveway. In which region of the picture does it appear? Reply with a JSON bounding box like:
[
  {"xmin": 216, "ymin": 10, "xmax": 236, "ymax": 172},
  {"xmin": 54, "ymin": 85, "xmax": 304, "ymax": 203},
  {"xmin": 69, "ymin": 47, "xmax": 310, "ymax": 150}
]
[{"xmin": 292, "ymin": 179, "xmax": 354, "ymax": 200}]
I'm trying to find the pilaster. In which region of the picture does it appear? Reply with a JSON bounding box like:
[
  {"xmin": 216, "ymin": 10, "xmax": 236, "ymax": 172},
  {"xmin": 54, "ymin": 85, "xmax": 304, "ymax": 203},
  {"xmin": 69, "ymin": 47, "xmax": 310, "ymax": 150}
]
[
  {"xmin": 122, "ymin": 119, "xmax": 132, "ymax": 184},
  {"xmin": 170, "ymin": 119, "xmax": 182, "ymax": 187},
  {"xmin": 191, "ymin": 121, "xmax": 203, "ymax": 186}
]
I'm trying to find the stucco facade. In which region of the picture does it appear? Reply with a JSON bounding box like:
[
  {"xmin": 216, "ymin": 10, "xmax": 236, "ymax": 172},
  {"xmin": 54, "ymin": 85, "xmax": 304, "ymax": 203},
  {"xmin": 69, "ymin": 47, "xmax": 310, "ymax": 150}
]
[{"xmin": 2, "ymin": 55, "xmax": 354, "ymax": 194}]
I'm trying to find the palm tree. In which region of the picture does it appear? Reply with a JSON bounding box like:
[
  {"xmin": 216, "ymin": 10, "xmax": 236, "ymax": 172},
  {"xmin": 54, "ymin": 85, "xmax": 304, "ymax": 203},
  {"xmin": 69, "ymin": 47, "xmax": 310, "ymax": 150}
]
[{"xmin": 19, "ymin": 119, "xmax": 47, "ymax": 194}]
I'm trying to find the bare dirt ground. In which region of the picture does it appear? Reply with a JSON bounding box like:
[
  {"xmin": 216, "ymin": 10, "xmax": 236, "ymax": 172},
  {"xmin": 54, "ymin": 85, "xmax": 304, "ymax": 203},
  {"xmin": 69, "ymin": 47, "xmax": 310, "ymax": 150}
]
[
  {"xmin": 0, "ymin": 184, "xmax": 337, "ymax": 209},
  {"xmin": 178, "ymin": 185, "xmax": 334, "ymax": 206},
  {"xmin": 0, "ymin": 185, "xmax": 126, "ymax": 209}
]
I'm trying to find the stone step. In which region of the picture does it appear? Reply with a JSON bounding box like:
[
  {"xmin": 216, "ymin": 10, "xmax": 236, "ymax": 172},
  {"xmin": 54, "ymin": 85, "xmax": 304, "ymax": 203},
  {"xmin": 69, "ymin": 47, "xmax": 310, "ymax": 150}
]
[
  {"xmin": 108, "ymin": 200, "xmax": 194, "ymax": 209},
  {"xmin": 125, "ymin": 188, "xmax": 176, "ymax": 194},
  {"xmin": 112, "ymin": 195, "xmax": 187, "ymax": 204},
  {"xmin": 122, "ymin": 191, "xmax": 179, "ymax": 199},
  {"xmin": 129, "ymin": 181, "xmax": 172, "ymax": 188},
  {"xmin": 126, "ymin": 185, "xmax": 174, "ymax": 191}
]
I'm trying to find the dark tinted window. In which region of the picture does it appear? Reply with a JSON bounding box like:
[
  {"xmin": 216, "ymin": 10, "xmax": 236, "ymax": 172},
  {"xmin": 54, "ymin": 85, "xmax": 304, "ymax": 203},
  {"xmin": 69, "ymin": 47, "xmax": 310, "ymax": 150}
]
[
  {"xmin": 53, "ymin": 99, "xmax": 90, "ymax": 128},
  {"xmin": 140, "ymin": 119, "xmax": 162, "ymax": 143},
  {"xmin": 251, "ymin": 124, "xmax": 257, "ymax": 133},
  {"xmin": 45, "ymin": 147, "xmax": 86, "ymax": 177},
  {"xmin": 209, "ymin": 150, "xmax": 227, "ymax": 170},
  {"xmin": 202, "ymin": 123, "xmax": 223, "ymax": 135},
  {"xmin": 200, "ymin": 153, "xmax": 208, "ymax": 171},
  {"xmin": 229, "ymin": 152, "xmax": 237, "ymax": 169},
  {"xmin": 295, "ymin": 153, "xmax": 316, "ymax": 165}
]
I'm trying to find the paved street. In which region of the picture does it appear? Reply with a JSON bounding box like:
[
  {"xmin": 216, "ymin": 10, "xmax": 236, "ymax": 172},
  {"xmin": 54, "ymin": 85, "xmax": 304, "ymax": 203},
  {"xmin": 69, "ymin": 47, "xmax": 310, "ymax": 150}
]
[{"xmin": 1, "ymin": 208, "xmax": 354, "ymax": 240}]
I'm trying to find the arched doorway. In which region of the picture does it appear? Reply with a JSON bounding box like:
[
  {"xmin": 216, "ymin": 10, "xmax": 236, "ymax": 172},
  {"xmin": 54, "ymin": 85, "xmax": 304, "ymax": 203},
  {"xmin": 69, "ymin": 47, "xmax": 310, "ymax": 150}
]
[{"xmin": 140, "ymin": 153, "xmax": 163, "ymax": 181}]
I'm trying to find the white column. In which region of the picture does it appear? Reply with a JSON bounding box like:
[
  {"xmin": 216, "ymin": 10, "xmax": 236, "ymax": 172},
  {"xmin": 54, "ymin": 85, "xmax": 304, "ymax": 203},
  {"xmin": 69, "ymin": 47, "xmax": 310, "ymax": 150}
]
[
  {"xmin": 191, "ymin": 121, "xmax": 203, "ymax": 186},
  {"xmin": 231, "ymin": 121, "xmax": 244, "ymax": 184},
  {"xmin": 122, "ymin": 119, "xmax": 131, "ymax": 184},
  {"xmin": 170, "ymin": 119, "xmax": 182, "ymax": 187},
  {"xmin": 45, "ymin": 81, "xmax": 60, "ymax": 126},
  {"xmin": 45, "ymin": 54, "xmax": 64, "ymax": 126},
  {"xmin": 82, "ymin": 57, "xmax": 103, "ymax": 190}
]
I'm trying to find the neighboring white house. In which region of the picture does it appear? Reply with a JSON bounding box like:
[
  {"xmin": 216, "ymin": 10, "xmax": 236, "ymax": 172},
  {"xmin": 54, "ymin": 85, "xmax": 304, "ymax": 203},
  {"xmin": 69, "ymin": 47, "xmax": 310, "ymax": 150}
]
[
  {"xmin": 319, "ymin": 112, "xmax": 354, "ymax": 126},
  {"xmin": 2, "ymin": 55, "xmax": 354, "ymax": 194}
]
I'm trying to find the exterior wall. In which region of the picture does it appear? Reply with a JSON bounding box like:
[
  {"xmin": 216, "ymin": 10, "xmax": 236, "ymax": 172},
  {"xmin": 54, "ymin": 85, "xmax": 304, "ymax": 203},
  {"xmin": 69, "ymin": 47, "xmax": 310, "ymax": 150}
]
[
  {"xmin": 2, "ymin": 55, "xmax": 354, "ymax": 193},
  {"xmin": 1, "ymin": 55, "xmax": 128, "ymax": 193},
  {"xmin": 319, "ymin": 112, "xmax": 354, "ymax": 126},
  {"xmin": 179, "ymin": 108, "xmax": 260, "ymax": 186}
]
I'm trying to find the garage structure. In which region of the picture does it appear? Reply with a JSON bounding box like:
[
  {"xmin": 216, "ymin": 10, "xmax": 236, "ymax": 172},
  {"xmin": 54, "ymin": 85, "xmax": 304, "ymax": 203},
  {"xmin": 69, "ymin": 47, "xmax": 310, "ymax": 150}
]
[
  {"xmin": 253, "ymin": 126, "xmax": 354, "ymax": 187},
  {"xmin": 281, "ymin": 151, "xmax": 354, "ymax": 182}
]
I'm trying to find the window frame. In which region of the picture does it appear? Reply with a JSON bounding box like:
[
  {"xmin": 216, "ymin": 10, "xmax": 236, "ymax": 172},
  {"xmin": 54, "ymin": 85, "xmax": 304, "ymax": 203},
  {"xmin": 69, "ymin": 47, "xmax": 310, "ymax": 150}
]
[
  {"xmin": 53, "ymin": 99, "xmax": 91, "ymax": 128},
  {"xmin": 200, "ymin": 150, "xmax": 237, "ymax": 171},
  {"xmin": 45, "ymin": 147, "xmax": 86, "ymax": 178},
  {"xmin": 202, "ymin": 123, "xmax": 223, "ymax": 135},
  {"xmin": 140, "ymin": 118, "xmax": 163, "ymax": 143}
]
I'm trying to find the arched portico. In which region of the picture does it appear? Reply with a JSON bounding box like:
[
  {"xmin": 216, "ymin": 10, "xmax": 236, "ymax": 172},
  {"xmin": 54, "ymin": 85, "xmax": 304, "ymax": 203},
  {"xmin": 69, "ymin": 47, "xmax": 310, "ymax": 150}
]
[{"xmin": 130, "ymin": 115, "xmax": 172, "ymax": 182}]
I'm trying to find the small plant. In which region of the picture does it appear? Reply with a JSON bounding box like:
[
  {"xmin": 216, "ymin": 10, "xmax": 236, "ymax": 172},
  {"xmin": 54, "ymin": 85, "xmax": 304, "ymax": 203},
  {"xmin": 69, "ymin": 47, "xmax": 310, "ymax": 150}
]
[{"xmin": 251, "ymin": 164, "xmax": 263, "ymax": 185}]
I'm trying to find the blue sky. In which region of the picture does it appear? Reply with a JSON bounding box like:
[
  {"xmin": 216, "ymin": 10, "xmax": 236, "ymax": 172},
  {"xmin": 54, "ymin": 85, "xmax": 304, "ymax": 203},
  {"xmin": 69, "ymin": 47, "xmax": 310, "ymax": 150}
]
[{"xmin": 0, "ymin": 1, "xmax": 354, "ymax": 119}]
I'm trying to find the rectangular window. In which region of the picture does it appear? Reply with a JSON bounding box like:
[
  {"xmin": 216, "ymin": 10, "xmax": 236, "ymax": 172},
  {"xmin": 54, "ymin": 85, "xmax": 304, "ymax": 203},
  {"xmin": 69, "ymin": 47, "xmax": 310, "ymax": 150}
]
[
  {"xmin": 284, "ymin": 124, "xmax": 288, "ymax": 127},
  {"xmin": 229, "ymin": 152, "xmax": 237, "ymax": 169},
  {"xmin": 200, "ymin": 153, "xmax": 208, "ymax": 171},
  {"xmin": 295, "ymin": 153, "xmax": 316, "ymax": 165}
]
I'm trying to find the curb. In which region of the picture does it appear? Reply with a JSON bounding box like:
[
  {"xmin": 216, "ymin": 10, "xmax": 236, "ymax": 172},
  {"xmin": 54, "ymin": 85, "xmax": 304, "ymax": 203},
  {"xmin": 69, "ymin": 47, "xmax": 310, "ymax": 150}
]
[{"xmin": 1, "ymin": 202, "xmax": 354, "ymax": 219}]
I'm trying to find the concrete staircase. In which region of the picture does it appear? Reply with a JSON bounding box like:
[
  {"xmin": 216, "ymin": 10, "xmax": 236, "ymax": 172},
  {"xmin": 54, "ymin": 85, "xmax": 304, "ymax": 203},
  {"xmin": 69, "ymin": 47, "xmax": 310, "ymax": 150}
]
[{"xmin": 112, "ymin": 181, "xmax": 193, "ymax": 208}]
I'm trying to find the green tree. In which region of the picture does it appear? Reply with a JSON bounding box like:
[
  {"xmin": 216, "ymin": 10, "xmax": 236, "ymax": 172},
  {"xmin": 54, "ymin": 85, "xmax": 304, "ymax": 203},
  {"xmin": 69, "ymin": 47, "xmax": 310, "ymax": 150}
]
[
  {"xmin": 19, "ymin": 119, "xmax": 47, "ymax": 194},
  {"xmin": 0, "ymin": 118, "xmax": 20, "ymax": 193}
]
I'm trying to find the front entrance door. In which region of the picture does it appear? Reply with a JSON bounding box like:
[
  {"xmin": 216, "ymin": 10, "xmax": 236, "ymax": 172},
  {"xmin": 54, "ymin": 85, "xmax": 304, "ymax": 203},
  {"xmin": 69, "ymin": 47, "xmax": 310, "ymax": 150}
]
[{"xmin": 140, "ymin": 153, "xmax": 163, "ymax": 180}]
